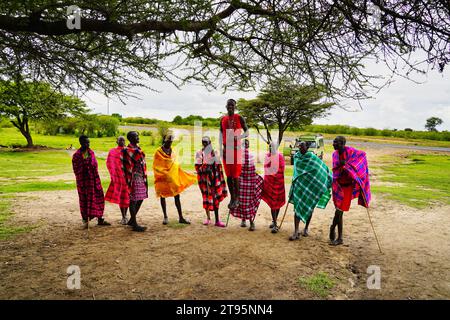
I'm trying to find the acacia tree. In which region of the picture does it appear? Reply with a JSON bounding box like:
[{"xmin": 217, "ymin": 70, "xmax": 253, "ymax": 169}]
[
  {"xmin": 0, "ymin": 1, "xmax": 448, "ymax": 101},
  {"xmin": 425, "ymin": 117, "xmax": 443, "ymax": 132},
  {"xmin": 0, "ymin": 79, "xmax": 88, "ymax": 147},
  {"xmin": 238, "ymin": 78, "xmax": 333, "ymax": 144}
]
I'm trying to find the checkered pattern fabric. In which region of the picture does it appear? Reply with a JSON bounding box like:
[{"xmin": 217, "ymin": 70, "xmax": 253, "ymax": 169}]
[{"xmin": 288, "ymin": 151, "xmax": 332, "ymax": 223}]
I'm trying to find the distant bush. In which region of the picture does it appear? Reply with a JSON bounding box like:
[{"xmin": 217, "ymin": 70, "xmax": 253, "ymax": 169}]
[
  {"xmin": 299, "ymin": 124, "xmax": 450, "ymax": 141},
  {"xmin": 35, "ymin": 114, "xmax": 119, "ymax": 138},
  {"xmin": 0, "ymin": 117, "xmax": 13, "ymax": 128},
  {"xmin": 122, "ymin": 117, "xmax": 160, "ymax": 125},
  {"xmin": 171, "ymin": 114, "xmax": 220, "ymax": 127}
]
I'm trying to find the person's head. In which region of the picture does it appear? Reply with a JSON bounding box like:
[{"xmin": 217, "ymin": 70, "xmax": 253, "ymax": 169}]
[
  {"xmin": 226, "ymin": 99, "xmax": 236, "ymax": 115},
  {"xmin": 333, "ymin": 136, "xmax": 346, "ymax": 151},
  {"xmin": 201, "ymin": 136, "xmax": 211, "ymax": 148},
  {"xmin": 117, "ymin": 136, "xmax": 126, "ymax": 147},
  {"xmin": 163, "ymin": 134, "xmax": 174, "ymax": 148},
  {"xmin": 79, "ymin": 135, "xmax": 90, "ymax": 150},
  {"xmin": 127, "ymin": 131, "xmax": 139, "ymax": 145},
  {"xmin": 299, "ymin": 141, "xmax": 309, "ymax": 155},
  {"xmin": 244, "ymin": 139, "xmax": 250, "ymax": 149}
]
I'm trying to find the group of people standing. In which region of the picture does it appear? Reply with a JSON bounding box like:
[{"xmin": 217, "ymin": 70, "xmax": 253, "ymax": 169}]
[{"xmin": 72, "ymin": 99, "xmax": 371, "ymax": 245}]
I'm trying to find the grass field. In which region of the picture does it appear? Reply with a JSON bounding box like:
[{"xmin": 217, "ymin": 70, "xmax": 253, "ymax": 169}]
[{"xmin": 372, "ymin": 153, "xmax": 450, "ymax": 208}]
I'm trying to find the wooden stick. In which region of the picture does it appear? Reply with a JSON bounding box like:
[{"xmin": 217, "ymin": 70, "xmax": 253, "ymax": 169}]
[
  {"xmin": 226, "ymin": 210, "xmax": 231, "ymax": 227},
  {"xmin": 361, "ymin": 191, "xmax": 382, "ymax": 254},
  {"xmin": 86, "ymin": 217, "xmax": 90, "ymax": 240},
  {"xmin": 277, "ymin": 201, "xmax": 290, "ymax": 231}
]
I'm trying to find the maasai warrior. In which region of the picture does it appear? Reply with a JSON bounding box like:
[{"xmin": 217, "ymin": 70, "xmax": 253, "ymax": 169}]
[
  {"xmin": 288, "ymin": 141, "xmax": 332, "ymax": 240},
  {"xmin": 153, "ymin": 133, "xmax": 196, "ymax": 225},
  {"xmin": 72, "ymin": 135, "xmax": 110, "ymax": 228},
  {"xmin": 105, "ymin": 136, "xmax": 129, "ymax": 225},
  {"xmin": 195, "ymin": 136, "xmax": 227, "ymax": 227},
  {"xmin": 229, "ymin": 140, "xmax": 263, "ymax": 231},
  {"xmin": 219, "ymin": 99, "xmax": 248, "ymax": 209},
  {"xmin": 122, "ymin": 131, "xmax": 148, "ymax": 232},
  {"xmin": 261, "ymin": 141, "xmax": 286, "ymax": 234},
  {"xmin": 330, "ymin": 136, "xmax": 371, "ymax": 246}
]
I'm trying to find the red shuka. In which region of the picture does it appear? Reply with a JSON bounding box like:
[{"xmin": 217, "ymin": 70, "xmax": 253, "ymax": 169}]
[{"xmin": 221, "ymin": 113, "xmax": 243, "ymax": 178}]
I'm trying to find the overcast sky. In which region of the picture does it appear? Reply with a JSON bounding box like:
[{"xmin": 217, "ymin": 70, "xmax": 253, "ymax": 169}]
[{"xmin": 85, "ymin": 62, "xmax": 450, "ymax": 131}]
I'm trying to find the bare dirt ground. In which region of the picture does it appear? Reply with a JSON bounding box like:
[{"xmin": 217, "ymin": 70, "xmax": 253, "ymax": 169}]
[{"xmin": 0, "ymin": 147, "xmax": 449, "ymax": 299}]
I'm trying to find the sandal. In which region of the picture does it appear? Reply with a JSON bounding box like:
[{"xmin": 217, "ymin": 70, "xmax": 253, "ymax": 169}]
[
  {"xmin": 132, "ymin": 224, "xmax": 147, "ymax": 232},
  {"xmin": 248, "ymin": 222, "xmax": 255, "ymax": 231},
  {"xmin": 302, "ymin": 228, "xmax": 309, "ymax": 237},
  {"xmin": 289, "ymin": 232, "xmax": 300, "ymax": 241},
  {"xmin": 203, "ymin": 219, "xmax": 211, "ymax": 226},
  {"xmin": 179, "ymin": 218, "xmax": 191, "ymax": 224},
  {"xmin": 269, "ymin": 221, "xmax": 275, "ymax": 229},
  {"xmin": 330, "ymin": 239, "xmax": 343, "ymax": 246},
  {"xmin": 240, "ymin": 220, "xmax": 247, "ymax": 228},
  {"xmin": 162, "ymin": 217, "xmax": 169, "ymax": 225},
  {"xmin": 97, "ymin": 218, "xmax": 111, "ymax": 226},
  {"xmin": 271, "ymin": 226, "xmax": 279, "ymax": 234},
  {"xmin": 215, "ymin": 221, "xmax": 226, "ymax": 228}
]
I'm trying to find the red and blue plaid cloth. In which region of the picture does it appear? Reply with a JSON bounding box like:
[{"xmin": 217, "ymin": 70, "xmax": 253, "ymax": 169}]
[
  {"xmin": 230, "ymin": 148, "xmax": 263, "ymax": 220},
  {"xmin": 72, "ymin": 149, "xmax": 105, "ymax": 219},
  {"xmin": 121, "ymin": 144, "xmax": 148, "ymax": 190},
  {"xmin": 195, "ymin": 149, "xmax": 228, "ymax": 211},
  {"xmin": 332, "ymin": 146, "xmax": 371, "ymax": 209}
]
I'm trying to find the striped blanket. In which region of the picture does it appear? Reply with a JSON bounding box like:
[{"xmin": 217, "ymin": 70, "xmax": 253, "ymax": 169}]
[
  {"xmin": 195, "ymin": 149, "xmax": 228, "ymax": 210},
  {"xmin": 230, "ymin": 148, "xmax": 263, "ymax": 220},
  {"xmin": 262, "ymin": 152, "xmax": 286, "ymax": 210},
  {"xmin": 288, "ymin": 151, "xmax": 332, "ymax": 223},
  {"xmin": 332, "ymin": 146, "xmax": 371, "ymax": 209}
]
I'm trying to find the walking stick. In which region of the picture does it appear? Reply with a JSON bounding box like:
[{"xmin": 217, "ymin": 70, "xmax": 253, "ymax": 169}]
[
  {"xmin": 86, "ymin": 217, "xmax": 90, "ymax": 240},
  {"xmin": 361, "ymin": 190, "xmax": 382, "ymax": 254},
  {"xmin": 277, "ymin": 201, "xmax": 290, "ymax": 231}
]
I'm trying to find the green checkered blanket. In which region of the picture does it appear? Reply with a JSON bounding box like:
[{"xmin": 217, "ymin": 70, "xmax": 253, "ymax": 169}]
[{"xmin": 288, "ymin": 151, "xmax": 332, "ymax": 223}]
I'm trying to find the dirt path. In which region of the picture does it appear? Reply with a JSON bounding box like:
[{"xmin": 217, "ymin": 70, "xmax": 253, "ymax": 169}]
[{"xmin": 0, "ymin": 147, "xmax": 449, "ymax": 299}]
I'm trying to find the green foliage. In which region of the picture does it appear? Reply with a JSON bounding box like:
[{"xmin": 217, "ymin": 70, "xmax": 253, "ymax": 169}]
[
  {"xmin": 0, "ymin": 79, "xmax": 88, "ymax": 146},
  {"xmin": 238, "ymin": 78, "xmax": 333, "ymax": 143},
  {"xmin": 35, "ymin": 114, "xmax": 119, "ymax": 138},
  {"xmin": 171, "ymin": 115, "xmax": 220, "ymax": 127},
  {"xmin": 122, "ymin": 117, "xmax": 160, "ymax": 125},
  {"xmin": 425, "ymin": 117, "xmax": 444, "ymax": 132},
  {"xmin": 302, "ymin": 124, "xmax": 450, "ymax": 141},
  {"xmin": 298, "ymin": 272, "xmax": 336, "ymax": 298}
]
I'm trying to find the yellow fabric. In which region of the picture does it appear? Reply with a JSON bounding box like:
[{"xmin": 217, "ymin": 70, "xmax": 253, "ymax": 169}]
[{"xmin": 153, "ymin": 147, "xmax": 196, "ymax": 198}]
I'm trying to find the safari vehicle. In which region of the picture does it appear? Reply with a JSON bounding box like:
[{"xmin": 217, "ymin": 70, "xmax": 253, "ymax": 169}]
[{"xmin": 283, "ymin": 134, "xmax": 324, "ymax": 165}]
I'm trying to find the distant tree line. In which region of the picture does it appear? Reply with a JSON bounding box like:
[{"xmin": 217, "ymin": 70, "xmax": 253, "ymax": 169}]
[{"xmin": 303, "ymin": 125, "xmax": 450, "ymax": 142}]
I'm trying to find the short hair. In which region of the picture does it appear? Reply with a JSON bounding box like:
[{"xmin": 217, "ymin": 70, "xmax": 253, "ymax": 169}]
[
  {"xmin": 79, "ymin": 135, "xmax": 89, "ymax": 144},
  {"xmin": 227, "ymin": 99, "xmax": 236, "ymax": 105},
  {"xmin": 299, "ymin": 141, "xmax": 309, "ymax": 149},
  {"xmin": 335, "ymin": 136, "xmax": 346, "ymax": 145},
  {"xmin": 127, "ymin": 131, "xmax": 137, "ymax": 141}
]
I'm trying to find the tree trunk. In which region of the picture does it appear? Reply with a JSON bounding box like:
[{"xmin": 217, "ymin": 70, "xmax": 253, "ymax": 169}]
[{"xmin": 20, "ymin": 127, "xmax": 33, "ymax": 147}]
